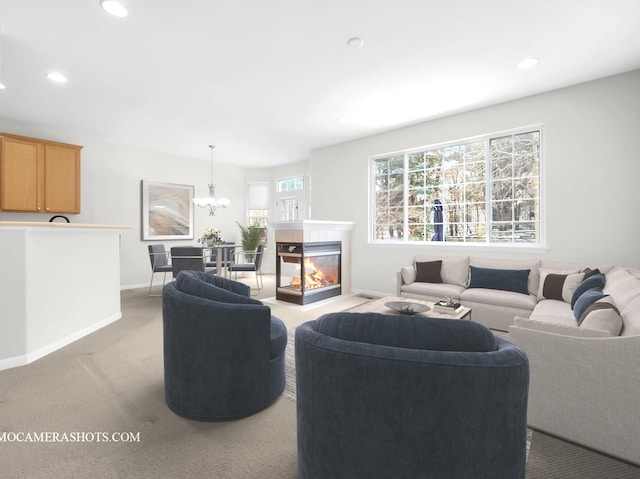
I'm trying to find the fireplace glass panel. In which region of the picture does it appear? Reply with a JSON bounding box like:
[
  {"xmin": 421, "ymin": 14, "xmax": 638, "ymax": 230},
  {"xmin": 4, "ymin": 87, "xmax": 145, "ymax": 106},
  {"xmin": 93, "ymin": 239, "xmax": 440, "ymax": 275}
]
[
  {"xmin": 276, "ymin": 241, "xmax": 342, "ymax": 304},
  {"xmin": 279, "ymin": 254, "xmax": 340, "ymax": 293}
]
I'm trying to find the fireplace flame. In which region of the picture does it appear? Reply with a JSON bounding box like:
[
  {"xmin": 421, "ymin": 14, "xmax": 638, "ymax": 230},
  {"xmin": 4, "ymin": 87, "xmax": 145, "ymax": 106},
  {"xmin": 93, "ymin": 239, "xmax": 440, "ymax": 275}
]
[{"xmin": 290, "ymin": 258, "xmax": 332, "ymax": 291}]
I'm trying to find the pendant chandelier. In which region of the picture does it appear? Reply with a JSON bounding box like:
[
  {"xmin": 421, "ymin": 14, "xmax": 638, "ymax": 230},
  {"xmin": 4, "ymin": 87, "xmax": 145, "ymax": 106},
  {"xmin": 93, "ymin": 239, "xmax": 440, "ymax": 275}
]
[{"xmin": 193, "ymin": 145, "xmax": 230, "ymax": 216}]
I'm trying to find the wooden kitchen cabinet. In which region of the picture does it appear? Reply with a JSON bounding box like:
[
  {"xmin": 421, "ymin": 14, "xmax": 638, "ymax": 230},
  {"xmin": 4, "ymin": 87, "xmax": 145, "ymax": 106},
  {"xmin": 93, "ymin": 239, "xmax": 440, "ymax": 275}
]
[{"xmin": 0, "ymin": 133, "xmax": 82, "ymax": 214}]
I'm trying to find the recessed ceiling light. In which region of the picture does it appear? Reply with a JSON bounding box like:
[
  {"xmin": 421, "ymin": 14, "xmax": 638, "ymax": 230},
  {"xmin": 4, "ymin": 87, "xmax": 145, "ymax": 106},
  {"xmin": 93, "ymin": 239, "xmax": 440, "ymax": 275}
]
[
  {"xmin": 337, "ymin": 117, "xmax": 349, "ymax": 124},
  {"xmin": 347, "ymin": 37, "xmax": 364, "ymax": 49},
  {"xmin": 46, "ymin": 72, "xmax": 68, "ymax": 83},
  {"xmin": 518, "ymin": 57, "xmax": 539, "ymax": 70},
  {"xmin": 100, "ymin": 0, "xmax": 128, "ymax": 17},
  {"xmin": 0, "ymin": 83, "xmax": 5, "ymax": 90}
]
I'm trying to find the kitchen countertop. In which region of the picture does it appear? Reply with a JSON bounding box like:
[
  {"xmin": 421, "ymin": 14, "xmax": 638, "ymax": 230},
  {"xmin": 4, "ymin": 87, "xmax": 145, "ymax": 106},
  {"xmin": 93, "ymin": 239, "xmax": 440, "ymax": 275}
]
[{"xmin": 0, "ymin": 221, "xmax": 133, "ymax": 229}]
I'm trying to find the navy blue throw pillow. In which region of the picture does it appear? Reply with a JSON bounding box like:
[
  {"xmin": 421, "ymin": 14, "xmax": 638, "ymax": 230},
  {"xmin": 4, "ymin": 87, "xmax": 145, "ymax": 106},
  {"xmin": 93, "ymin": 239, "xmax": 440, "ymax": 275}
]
[
  {"xmin": 573, "ymin": 287, "xmax": 607, "ymax": 322},
  {"xmin": 468, "ymin": 266, "xmax": 530, "ymax": 295},
  {"xmin": 570, "ymin": 273, "xmax": 606, "ymax": 309}
]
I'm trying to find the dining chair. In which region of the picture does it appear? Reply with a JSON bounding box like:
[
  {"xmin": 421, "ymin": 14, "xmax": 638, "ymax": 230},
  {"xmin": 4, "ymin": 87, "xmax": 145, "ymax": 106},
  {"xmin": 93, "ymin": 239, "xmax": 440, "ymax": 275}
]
[
  {"xmin": 228, "ymin": 243, "xmax": 264, "ymax": 291},
  {"xmin": 170, "ymin": 246, "xmax": 208, "ymax": 278},
  {"xmin": 148, "ymin": 244, "xmax": 172, "ymax": 296}
]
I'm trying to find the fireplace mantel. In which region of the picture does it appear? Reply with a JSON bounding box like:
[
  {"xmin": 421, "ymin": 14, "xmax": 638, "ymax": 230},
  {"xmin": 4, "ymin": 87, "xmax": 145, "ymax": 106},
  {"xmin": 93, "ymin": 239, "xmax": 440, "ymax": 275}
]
[
  {"xmin": 271, "ymin": 220, "xmax": 354, "ymax": 243},
  {"xmin": 270, "ymin": 220, "xmax": 355, "ymax": 230}
]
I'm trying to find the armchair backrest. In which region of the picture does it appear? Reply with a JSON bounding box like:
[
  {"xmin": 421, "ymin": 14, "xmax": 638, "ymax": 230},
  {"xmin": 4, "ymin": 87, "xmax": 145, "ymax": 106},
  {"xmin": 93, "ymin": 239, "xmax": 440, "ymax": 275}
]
[
  {"xmin": 314, "ymin": 311, "xmax": 497, "ymax": 352},
  {"xmin": 175, "ymin": 270, "xmax": 259, "ymax": 304}
]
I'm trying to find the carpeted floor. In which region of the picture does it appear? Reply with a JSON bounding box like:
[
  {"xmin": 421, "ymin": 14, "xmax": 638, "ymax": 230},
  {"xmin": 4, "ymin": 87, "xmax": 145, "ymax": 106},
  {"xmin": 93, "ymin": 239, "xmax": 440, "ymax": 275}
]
[
  {"xmin": 526, "ymin": 431, "xmax": 640, "ymax": 479},
  {"xmin": 1, "ymin": 275, "xmax": 638, "ymax": 478}
]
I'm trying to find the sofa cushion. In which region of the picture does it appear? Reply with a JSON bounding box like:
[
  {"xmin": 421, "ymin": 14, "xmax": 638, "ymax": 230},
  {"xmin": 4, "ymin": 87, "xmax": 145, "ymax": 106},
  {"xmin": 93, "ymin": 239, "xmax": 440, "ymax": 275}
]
[
  {"xmin": 541, "ymin": 261, "xmax": 613, "ymax": 272},
  {"xmin": 603, "ymin": 267, "xmax": 640, "ymax": 311},
  {"xmin": 314, "ymin": 311, "xmax": 497, "ymax": 352},
  {"xmin": 401, "ymin": 282, "xmax": 466, "ymax": 299},
  {"xmin": 468, "ymin": 266, "xmax": 530, "ymax": 295},
  {"xmin": 401, "ymin": 265, "xmax": 416, "ymax": 285},
  {"xmin": 414, "ymin": 255, "xmax": 470, "ymax": 286},
  {"xmin": 415, "ymin": 260, "xmax": 443, "ymax": 283},
  {"xmin": 471, "ymin": 258, "xmax": 540, "ymax": 295},
  {"xmin": 537, "ymin": 269, "xmax": 584, "ymax": 302},
  {"xmin": 573, "ymin": 288, "xmax": 607, "ymax": 322},
  {"xmin": 175, "ymin": 270, "xmax": 261, "ymax": 305},
  {"xmin": 460, "ymin": 287, "xmax": 537, "ymax": 311},
  {"xmin": 571, "ymin": 273, "xmax": 607, "ymax": 309},
  {"xmin": 529, "ymin": 299, "xmax": 577, "ymax": 327},
  {"xmin": 578, "ymin": 297, "xmax": 623, "ymax": 335},
  {"xmin": 582, "ymin": 267, "xmax": 602, "ymax": 280}
]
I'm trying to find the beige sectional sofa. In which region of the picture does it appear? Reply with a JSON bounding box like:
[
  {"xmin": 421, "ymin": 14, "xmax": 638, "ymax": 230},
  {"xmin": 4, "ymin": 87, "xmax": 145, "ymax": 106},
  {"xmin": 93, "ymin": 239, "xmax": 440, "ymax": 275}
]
[
  {"xmin": 398, "ymin": 255, "xmax": 640, "ymax": 465},
  {"xmin": 398, "ymin": 256, "xmax": 541, "ymax": 331}
]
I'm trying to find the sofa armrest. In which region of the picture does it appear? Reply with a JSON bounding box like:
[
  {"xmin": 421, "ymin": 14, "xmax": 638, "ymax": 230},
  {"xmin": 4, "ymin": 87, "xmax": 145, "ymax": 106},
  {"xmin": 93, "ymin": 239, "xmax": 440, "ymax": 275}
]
[
  {"xmin": 509, "ymin": 325, "xmax": 640, "ymax": 465},
  {"xmin": 512, "ymin": 316, "xmax": 611, "ymax": 338},
  {"xmin": 397, "ymin": 266, "xmax": 416, "ymax": 296}
]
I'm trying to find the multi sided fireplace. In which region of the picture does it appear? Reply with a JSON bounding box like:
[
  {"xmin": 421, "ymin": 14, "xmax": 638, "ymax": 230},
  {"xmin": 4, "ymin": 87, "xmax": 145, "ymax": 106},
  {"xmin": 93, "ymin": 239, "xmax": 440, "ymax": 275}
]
[{"xmin": 276, "ymin": 241, "xmax": 342, "ymax": 305}]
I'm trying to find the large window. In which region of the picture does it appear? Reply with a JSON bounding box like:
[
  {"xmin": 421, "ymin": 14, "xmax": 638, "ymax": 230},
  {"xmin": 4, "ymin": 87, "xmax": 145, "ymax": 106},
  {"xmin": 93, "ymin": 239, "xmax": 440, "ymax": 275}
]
[{"xmin": 372, "ymin": 128, "xmax": 541, "ymax": 244}]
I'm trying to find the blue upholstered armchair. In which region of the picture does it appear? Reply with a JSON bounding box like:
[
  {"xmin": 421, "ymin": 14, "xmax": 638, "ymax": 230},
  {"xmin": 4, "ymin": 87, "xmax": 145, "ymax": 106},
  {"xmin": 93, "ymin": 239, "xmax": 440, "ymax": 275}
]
[
  {"xmin": 162, "ymin": 270, "xmax": 287, "ymax": 420},
  {"xmin": 295, "ymin": 312, "xmax": 529, "ymax": 479}
]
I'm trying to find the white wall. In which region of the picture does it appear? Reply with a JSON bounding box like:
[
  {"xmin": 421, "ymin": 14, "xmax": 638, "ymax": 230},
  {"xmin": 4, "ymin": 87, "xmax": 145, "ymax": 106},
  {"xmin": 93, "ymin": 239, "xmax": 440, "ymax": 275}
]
[
  {"xmin": 0, "ymin": 120, "xmax": 247, "ymax": 289},
  {"xmin": 3, "ymin": 70, "xmax": 638, "ymax": 294},
  {"xmin": 309, "ymin": 70, "xmax": 640, "ymax": 296}
]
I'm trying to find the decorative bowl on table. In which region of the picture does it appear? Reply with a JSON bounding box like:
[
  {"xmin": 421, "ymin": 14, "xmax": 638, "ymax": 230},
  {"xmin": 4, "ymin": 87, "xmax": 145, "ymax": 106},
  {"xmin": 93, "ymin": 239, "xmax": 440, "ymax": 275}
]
[{"xmin": 385, "ymin": 301, "xmax": 430, "ymax": 315}]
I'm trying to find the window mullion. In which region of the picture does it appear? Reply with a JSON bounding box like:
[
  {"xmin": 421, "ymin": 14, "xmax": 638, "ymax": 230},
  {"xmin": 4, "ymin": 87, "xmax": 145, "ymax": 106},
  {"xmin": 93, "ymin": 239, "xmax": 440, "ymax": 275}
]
[
  {"xmin": 403, "ymin": 152, "xmax": 409, "ymax": 241},
  {"xmin": 485, "ymin": 138, "xmax": 492, "ymax": 244}
]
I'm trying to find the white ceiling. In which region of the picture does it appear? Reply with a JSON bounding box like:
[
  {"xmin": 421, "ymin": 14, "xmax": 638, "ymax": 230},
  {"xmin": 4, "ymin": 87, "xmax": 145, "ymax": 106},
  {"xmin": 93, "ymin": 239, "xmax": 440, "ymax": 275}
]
[{"xmin": 1, "ymin": 0, "xmax": 639, "ymax": 167}]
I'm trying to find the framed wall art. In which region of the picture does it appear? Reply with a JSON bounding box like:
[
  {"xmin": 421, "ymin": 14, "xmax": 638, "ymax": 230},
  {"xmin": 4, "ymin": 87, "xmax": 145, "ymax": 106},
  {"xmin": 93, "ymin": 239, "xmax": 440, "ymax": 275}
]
[{"xmin": 141, "ymin": 180, "xmax": 194, "ymax": 240}]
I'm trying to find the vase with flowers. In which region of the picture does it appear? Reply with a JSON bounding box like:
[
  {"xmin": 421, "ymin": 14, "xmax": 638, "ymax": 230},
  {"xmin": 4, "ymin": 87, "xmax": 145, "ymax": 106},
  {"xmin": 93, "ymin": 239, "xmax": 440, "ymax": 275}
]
[{"xmin": 198, "ymin": 226, "xmax": 223, "ymax": 247}]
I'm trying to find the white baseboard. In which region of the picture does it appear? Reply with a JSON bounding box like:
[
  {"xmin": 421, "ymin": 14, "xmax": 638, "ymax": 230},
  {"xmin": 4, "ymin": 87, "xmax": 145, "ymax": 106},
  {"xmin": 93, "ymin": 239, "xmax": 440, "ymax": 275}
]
[
  {"xmin": 121, "ymin": 282, "xmax": 150, "ymax": 291},
  {"xmin": 0, "ymin": 312, "xmax": 122, "ymax": 372}
]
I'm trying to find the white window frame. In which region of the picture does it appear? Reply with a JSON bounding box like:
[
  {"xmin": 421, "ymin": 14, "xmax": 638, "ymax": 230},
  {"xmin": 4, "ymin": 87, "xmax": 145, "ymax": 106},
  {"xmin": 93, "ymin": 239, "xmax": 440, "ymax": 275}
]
[
  {"xmin": 276, "ymin": 175, "xmax": 305, "ymax": 222},
  {"xmin": 369, "ymin": 126, "xmax": 544, "ymax": 247},
  {"xmin": 246, "ymin": 181, "xmax": 269, "ymax": 227}
]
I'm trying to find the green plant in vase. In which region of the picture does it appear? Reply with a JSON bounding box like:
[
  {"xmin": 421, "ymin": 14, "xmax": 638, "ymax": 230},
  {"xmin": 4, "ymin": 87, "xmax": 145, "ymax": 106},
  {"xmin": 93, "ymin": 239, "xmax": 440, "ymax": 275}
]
[{"xmin": 236, "ymin": 222, "xmax": 263, "ymax": 262}]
